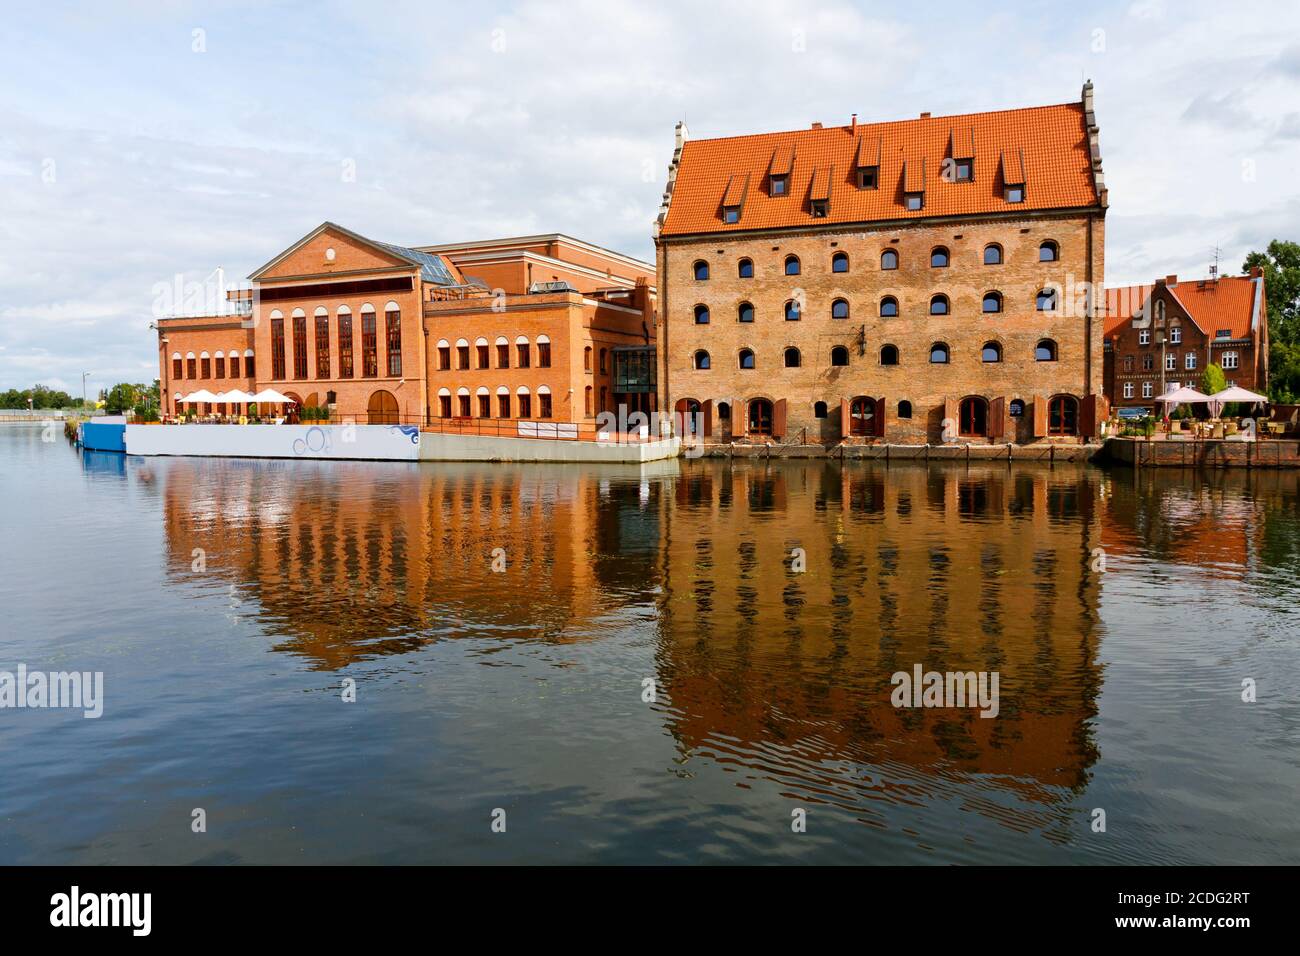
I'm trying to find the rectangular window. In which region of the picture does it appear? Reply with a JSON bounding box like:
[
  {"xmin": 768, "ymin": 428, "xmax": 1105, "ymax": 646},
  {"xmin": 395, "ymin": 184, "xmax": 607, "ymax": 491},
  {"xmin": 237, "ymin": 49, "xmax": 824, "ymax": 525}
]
[
  {"xmin": 1166, "ymin": 353, "xmax": 1177, "ymax": 371},
  {"xmin": 230, "ymin": 355, "xmax": 240, "ymax": 378},
  {"xmin": 361, "ymin": 312, "xmax": 378, "ymax": 377},
  {"xmin": 905, "ymin": 192, "xmax": 923, "ymax": 210},
  {"xmin": 1222, "ymin": 351, "xmax": 1238, "ymax": 369},
  {"xmin": 457, "ymin": 344, "xmax": 470, "ymax": 369},
  {"xmin": 497, "ymin": 343, "xmax": 509, "ymax": 368},
  {"xmin": 539, "ymin": 393, "xmax": 552, "ymax": 418},
  {"xmin": 498, "ymin": 394, "xmax": 511, "ymax": 418},
  {"xmin": 1170, "ymin": 327, "xmax": 1181, "ymax": 344},
  {"xmin": 770, "ymin": 175, "xmax": 788, "ymax": 196},
  {"xmin": 517, "ymin": 343, "xmax": 530, "ymax": 368},
  {"xmin": 187, "ymin": 357, "xmax": 197, "ymax": 378},
  {"xmin": 953, "ymin": 158, "xmax": 973, "ymax": 181},
  {"xmin": 315, "ymin": 316, "xmax": 330, "ymax": 379},
  {"xmin": 518, "ymin": 393, "xmax": 531, "ymax": 418},
  {"xmin": 538, "ymin": 342, "xmax": 551, "ymax": 368},
  {"xmin": 1185, "ymin": 353, "xmax": 1196, "ymax": 370},
  {"xmin": 438, "ymin": 345, "xmax": 451, "ymax": 370},
  {"xmin": 1139, "ymin": 329, "xmax": 1150, "ymax": 345},
  {"xmin": 857, "ymin": 166, "xmax": 878, "ymax": 189},
  {"xmin": 245, "ymin": 353, "xmax": 255, "ymax": 378},
  {"xmin": 1123, "ymin": 382, "xmax": 1134, "ymax": 398},
  {"xmin": 338, "ymin": 315, "xmax": 354, "ymax": 378},
  {"xmin": 292, "ymin": 315, "xmax": 307, "ymax": 379},
  {"xmin": 385, "ymin": 309, "xmax": 402, "ymax": 376},
  {"xmin": 173, "ymin": 357, "xmax": 183, "ymax": 379},
  {"xmin": 1142, "ymin": 353, "xmax": 1154, "ymax": 370},
  {"xmin": 1142, "ymin": 381, "xmax": 1153, "ymax": 398},
  {"xmin": 1004, "ymin": 185, "xmax": 1024, "ymax": 203},
  {"xmin": 1216, "ymin": 329, "xmax": 1231, "ymax": 339},
  {"xmin": 477, "ymin": 394, "xmax": 491, "ymax": 418},
  {"xmin": 477, "ymin": 344, "xmax": 490, "ymax": 368},
  {"xmin": 810, "ymin": 199, "xmax": 828, "ymax": 218},
  {"xmin": 458, "ymin": 394, "xmax": 471, "ymax": 417},
  {"xmin": 723, "ymin": 206, "xmax": 740, "ymax": 223},
  {"xmin": 201, "ymin": 356, "xmax": 211, "ymax": 378},
  {"xmin": 271, "ymin": 317, "xmax": 286, "ymax": 379},
  {"xmin": 213, "ymin": 356, "xmax": 224, "ymax": 378},
  {"xmin": 439, "ymin": 394, "xmax": 452, "ymax": 418}
]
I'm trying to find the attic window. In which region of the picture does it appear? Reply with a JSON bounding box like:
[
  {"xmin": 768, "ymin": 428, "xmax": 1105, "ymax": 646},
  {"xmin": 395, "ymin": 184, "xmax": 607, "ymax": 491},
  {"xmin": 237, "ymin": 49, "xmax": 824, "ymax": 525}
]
[
  {"xmin": 905, "ymin": 192, "xmax": 923, "ymax": 211},
  {"xmin": 1005, "ymin": 185, "xmax": 1024, "ymax": 203},
  {"xmin": 810, "ymin": 199, "xmax": 829, "ymax": 218},
  {"xmin": 723, "ymin": 205, "xmax": 741, "ymax": 223},
  {"xmin": 857, "ymin": 166, "xmax": 878, "ymax": 189},
  {"xmin": 1215, "ymin": 328, "xmax": 1232, "ymax": 339},
  {"xmin": 771, "ymin": 174, "xmax": 789, "ymax": 196},
  {"xmin": 952, "ymin": 158, "xmax": 972, "ymax": 181}
]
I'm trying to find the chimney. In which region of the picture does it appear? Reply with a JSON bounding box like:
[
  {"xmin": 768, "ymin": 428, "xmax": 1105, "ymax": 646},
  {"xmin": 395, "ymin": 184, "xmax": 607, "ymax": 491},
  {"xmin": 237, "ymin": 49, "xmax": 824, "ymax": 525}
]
[
  {"xmin": 919, "ymin": 111, "xmax": 931, "ymax": 119},
  {"xmin": 1165, "ymin": 274, "xmax": 1178, "ymax": 286},
  {"xmin": 811, "ymin": 121, "xmax": 822, "ymax": 129},
  {"xmin": 1251, "ymin": 265, "xmax": 1263, "ymax": 278},
  {"xmin": 851, "ymin": 113, "xmax": 857, "ymax": 132}
]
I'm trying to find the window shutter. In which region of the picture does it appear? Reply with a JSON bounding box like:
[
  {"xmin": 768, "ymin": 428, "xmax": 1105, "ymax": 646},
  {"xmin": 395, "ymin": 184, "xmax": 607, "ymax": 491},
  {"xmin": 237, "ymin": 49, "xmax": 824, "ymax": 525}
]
[
  {"xmin": 989, "ymin": 396, "xmax": 1006, "ymax": 439},
  {"xmin": 703, "ymin": 399, "xmax": 713, "ymax": 438},
  {"xmin": 1082, "ymin": 394, "xmax": 1107, "ymax": 438},
  {"xmin": 674, "ymin": 397, "xmax": 687, "ymax": 437},
  {"xmin": 943, "ymin": 396, "xmax": 957, "ymax": 434},
  {"xmin": 773, "ymin": 398, "xmax": 787, "ymax": 439},
  {"xmin": 840, "ymin": 397, "xmax": 850, "ymax": 439},
  {"xmin": 874, "ymin": 396, "xmax": 886, "ymax": 438},
  {"xmin": 1033, "ymin": 395, "xmax": 1048, "ymax": 438}
]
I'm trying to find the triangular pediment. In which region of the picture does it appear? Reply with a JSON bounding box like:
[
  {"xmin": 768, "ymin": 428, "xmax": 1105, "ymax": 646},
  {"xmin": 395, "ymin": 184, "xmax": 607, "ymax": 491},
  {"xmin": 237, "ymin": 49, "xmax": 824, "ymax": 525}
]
[{"xmin": 249, "ymin": 222, "xmax": 417, "ymax": 281}]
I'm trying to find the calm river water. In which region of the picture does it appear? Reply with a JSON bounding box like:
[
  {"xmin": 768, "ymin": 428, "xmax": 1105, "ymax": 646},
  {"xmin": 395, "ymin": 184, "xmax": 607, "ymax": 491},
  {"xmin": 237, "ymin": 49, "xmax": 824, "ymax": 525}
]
[{"xmin": 1, "ymin": 426, "xmax": 1297, "ymax": 864}]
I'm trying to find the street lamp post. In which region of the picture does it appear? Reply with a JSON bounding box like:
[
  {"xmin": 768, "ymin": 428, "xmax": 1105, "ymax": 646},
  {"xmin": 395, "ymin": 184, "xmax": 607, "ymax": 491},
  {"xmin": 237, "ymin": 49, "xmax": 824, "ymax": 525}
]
[{"xmin": 82, "ymin": 371, "xmax": 90, "ymax": 411}]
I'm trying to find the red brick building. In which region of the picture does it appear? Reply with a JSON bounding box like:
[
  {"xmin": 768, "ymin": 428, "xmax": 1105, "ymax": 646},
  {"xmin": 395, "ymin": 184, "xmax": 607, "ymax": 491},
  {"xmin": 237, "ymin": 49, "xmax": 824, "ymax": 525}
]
[
  {"xmin": 1103, "ymin": 270, "xmax": 1269, "ymax": 411},
  {"xmin": 654, "ymin": 84, "xmax": 1110, "ymax": 445},
  {"xmin": 156, "ymin": 224, "xmax": 656, "ymax": 425}
]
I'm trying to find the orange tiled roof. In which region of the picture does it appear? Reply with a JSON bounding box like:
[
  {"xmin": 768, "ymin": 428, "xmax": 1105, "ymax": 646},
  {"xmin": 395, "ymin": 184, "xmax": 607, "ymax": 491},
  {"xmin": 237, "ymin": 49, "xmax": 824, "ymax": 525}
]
[
  {"xmin": 660, "ymin": 102, "xmax": 1100, "ymax": 236},
  {"xmin": 1104, "ymin": 276, "xmax": 1261, "ymax": 341}
]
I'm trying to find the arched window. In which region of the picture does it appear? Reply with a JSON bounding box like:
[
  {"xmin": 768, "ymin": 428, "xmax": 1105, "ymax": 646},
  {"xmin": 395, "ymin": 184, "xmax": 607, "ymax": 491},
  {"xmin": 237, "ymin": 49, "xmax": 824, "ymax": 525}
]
[
  {"xmin": 584, "ymin": 386, "xmax": 592, "ymax": 416},
  {"xmin": 1035, "ymin": 339, "xmax": 1058, "ymax": 362},
  {"xmin": 747, "ymin": 399, "xmax": 773, "ymax": 436},
  {"xmin": 1036, "ymin": 288, "xmax": 1058, "ymax": 312},
  {"xmin": 599, "ymin": 348, "xmax": 607, "ymax": 373},
  {"xmin": 717, "ymin": 401, "xmax": 731, "ymax": 420},
  {"xmin": 475, "ymin": 336, "xmax": 490, "ymax": 369},
  {"xmin": 516, "ymin": 335, "xmax": 531, "ymax": 368},
  {"xmin": 738, "ymin": 258, "xmax": 754, "ymax": 278},
  {"xmin": 738, "ymin": 302, "xmax": 755, "ymax": 323},
  {"xmin": 694, "ymin": 350, "xmax": 711, "ymax": 370},
  {"xmin": 784, "ymin": 299, "xmax": 801, "ymax": 321},
  {"xmin": 694, "ymin": 304, "xmax": 710, "ymax": 324},
  {"xmin": 982, "ymin": 291, "xmax": 1002, "ymax": 314},
  {"xmin": 496, "ymin": 336, "xmax": 510, "ymax": 369},
  {"xmin": 931, "ymin": 246, "xmax": 950, "ymax": 268},
  {"xmin": 849, "ymin": 397, "xmax": 878, "ymax": 436},
  {"xmin": 984, "ymin": 244, "xmax": 1003, "ymax": 265},
  {"xmin": 880, "ymin": 344, "xmax": 899, "ymax": 366},
  {"xmin": 516, "ymin": 386, "xmax": 532, "ymax": 419},
  {"xmin": 739, "ymin": 348, "xmax": 755, "ymax": 369},
  {"xmin": 784, "ymin": 255, "xmax": 801, "ymax": 276},
  {"xmin": 930, "ymin": 294, "xmax": 950, "ymax": 315},
  {"xmin": 830, "ymin": 346, "xmax": 849, "ymax": 367},
  {"xmin": 456, "ymin": 386, "xmax": 471, "ymax": 417},
  {"xmin": 1048, "ymin": 394, "xmax": 1079, "ymax": 435},
  {"xmin": 880, "ymin": 296, "xmax": 898, "ymax": 317},
  {"xmin": 784, "ymin": 347, "xmax": 801, "ymax": 368},
  {"xmin": 881, "ymin": 249, "xmax": 898, "ymax": 270},
  {"xmin": 1039, "ymin": 240, "xmax": 1059, "ymax": 262},
  {"xmin": 536, "ymin": 334, "xmax": 552, "ymax": 368},
  {"xmin": 497, "ymin": 386, "xmax": 512, "ymax": 419},
  {"xmin": 959, "ymin": 396, "xmax": 988, "ymax": 437},
  {"xmin": 583, "ymin": 346, "xmax": 592, "ymax": 371},
  {"xmin": 831, "ymin": 251, "xmax": 849, "ymax": 273},
  {"xmin": 930, "ymin": 342, "xmax": 950, "ymax": 364},
  {"xmin": 814, "ymin": 401, "xmax": 828, "ymax": 418},
  {"xmin": 693, "ymin": 260, "xmax": 710, "ymax": 280},
  {"xmin": 831, "ymin": 298, "xmax": 849, "ymax": 319},
  {"xmin": 437, "ymin": 387, "xmax": 452, "ymax": 419},
  {"xmin": 982, "ymin": 341, "xmax": 1002, "ymax": 363},
  {"xmin": 898, "ymin": 400, "xmax": 913, "ymax": 419}
]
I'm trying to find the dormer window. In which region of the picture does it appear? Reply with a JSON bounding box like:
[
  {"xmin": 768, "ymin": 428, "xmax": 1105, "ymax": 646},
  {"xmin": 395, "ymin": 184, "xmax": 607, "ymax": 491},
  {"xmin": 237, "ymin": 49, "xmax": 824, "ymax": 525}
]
[
  {"xmin": 857, "ymin": 166, "xmax": 878, "ymax": 189},
  {"xmin": 1004, "ymin": 185, "xmax": 1024, "ymax": 203},
  {"xmin": 952, "ymin": 158, "xmax": 972, "ymax": 181},
  {"xmin": 723, "ymin": 205, "xmax": 740, "ymax": 223},
  {"xmin": 905, "ymin": 192, "xmax": 923, "ymax": 211},
  {"xmin": 1215, "ymin": 328, "xmax": 1231, "ymax": 339},
  {"xmin": 810, "ymin": 199, "xmax": 828, "ymax": 218},
  {"xmin": 770, "ymin": 174, "xmax": 789, "ymax": 196}
]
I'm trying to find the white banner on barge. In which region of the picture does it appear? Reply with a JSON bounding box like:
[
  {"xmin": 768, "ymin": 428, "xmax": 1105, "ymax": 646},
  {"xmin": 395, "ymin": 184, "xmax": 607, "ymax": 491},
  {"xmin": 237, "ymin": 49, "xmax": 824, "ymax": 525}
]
[{"xmin": 124, "ymin": 423, "xmax": 422, "ymax": 461}]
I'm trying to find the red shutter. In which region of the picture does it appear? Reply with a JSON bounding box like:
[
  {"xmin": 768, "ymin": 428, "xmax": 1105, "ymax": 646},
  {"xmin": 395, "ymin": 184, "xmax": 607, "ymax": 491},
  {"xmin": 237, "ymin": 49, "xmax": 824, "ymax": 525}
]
[
  {"xmin": 1033, "ymin": 395, "xmax": 1048, "ymax": 438},
  {"xmin": 989, "ymin": 396, "xmax": 1006, "ymax": 439},
  {"xmin": 1081, "ymin": 393, "xmax": 1107, "ymax": 438},
  {"xmin": 874, "ymin": 396, "xmax": 886, "ymax": 437},
  {"xmin": 943, "ymin": 396, "xmax": 957, "ymax": 438},
  {"xmin": 773, "ymin": 398, "xmax": 787, "ymax": 439},
  {"xmin": 673, "ymin": 398, "xmax": 687, "ymax": 437},
  {"xmin": 840, "ymin": 397, "xmax": 850, "ymax": 439},
  {"xmin": 703, "ymin": 399, "xmax": 713, "ymax": 438}
]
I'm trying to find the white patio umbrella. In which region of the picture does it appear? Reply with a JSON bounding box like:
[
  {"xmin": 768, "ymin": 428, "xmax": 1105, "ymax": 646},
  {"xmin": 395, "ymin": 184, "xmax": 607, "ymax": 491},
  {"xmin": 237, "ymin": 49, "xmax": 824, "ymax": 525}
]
[
  {"xmin": 179, "ymin": 389, "xmax": 220, "ymax": 404},
  {"xmin": 249, "ymin": 389, "xmax": 293, "ymax": 404},
  {"xmin": 1208, "ymin": 385, "xmax": 1268, "ymax": 419},
  {"xmin": 1154, "ymin": 385, "xmax": 1211, "ymax": 415},
  {"xmin": 216, "ymin": 389, "xmax": 254, "ymax": 404}
]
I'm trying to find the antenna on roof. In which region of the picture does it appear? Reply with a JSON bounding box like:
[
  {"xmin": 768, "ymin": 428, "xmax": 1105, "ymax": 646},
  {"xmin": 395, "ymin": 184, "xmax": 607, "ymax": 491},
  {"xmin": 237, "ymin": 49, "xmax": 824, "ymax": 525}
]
[{"xmin": 1209, "ymin": 245, "xmax": 1221, "ymax": 282}]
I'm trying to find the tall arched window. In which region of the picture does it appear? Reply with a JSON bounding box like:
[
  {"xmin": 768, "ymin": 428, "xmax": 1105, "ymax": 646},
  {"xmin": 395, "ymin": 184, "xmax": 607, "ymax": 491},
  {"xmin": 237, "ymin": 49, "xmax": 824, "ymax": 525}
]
[
  {"xmin": 982, "ymin": 341, "xmax": 1002, "ymax": 363},
  {"xmin": 959, "ymin": 396, "xmax": 988, "ymax": 437},
  {"xmin": 496, "ymin": 336, "xmax": 510, "ymax": 369},
  {"xmin": 849, "ymin": 397, "xmax": 878, "ymax": 436},
  {"xmin": 694, "ymin": 304, "xmax": 710, "ymax": 324},
  {"xmin": 738, "ymin": 258, "xmax": 754, "ymax": 278},
  {"xmin": 1035, "ymin": 339, "xmax": 1058, "ymax": 362},
  {"xmin": 785, "ymin": 299, "xmax": 801, "ymax": 321},
  {"xmin": 982, "ymin": 291, "xmax": 1002, "ymax": 313},
  {"xmin": 880, "ymin": 296, "xmax": 898, "ymax": 317},
  {"xmin": 930, "ymin": 294, "xmax": 950, "ymax": 315},
  {"xmin": 831, "ymin": 298, "xmax": 849, "ymax": 319},
  {"xmin": 931, "ymin": 246, "xmax": 950, "ymax": 267},
  {"xmin": 881, "ymin": 249, "xmax": 898, "ymax": 270},
  {"xmin": 784, "ymin": 255, "xmax": 801, "ymax": 276},
  {"xmin": 880, "ymin": 344, "xmax": 899, "ymax": 365},
  {"xmin": 831, "ymin": 252, "xmax": 849, "ymax": 273},
  {"xmin": 830, "ymin": 346, "xmax": 849, "ymax": 367},
  {"xmin": 1048, "ymin": 394, "xmax": 1079, "ymax": 435},
  {"xmin": 584, "ymin": 346, "xmax": 592, "ymax": 371},
  {"xmin": 694, "ymin": 350, "xmax": 710, "ymax": 370},
  {"xmin": 475, "ymin": 336, "xmax": 490, "ymax": 369},
  {"xmin": 1039, "ymin": 240, "xmax": 1059, "ymax": 262},
  {"xmin": 984, "ymin": 244, "xmax": 1003, "ymax": 265},
  {"xmin": 738, "ymin": 302, "xmax": 754, "ymax": 323},
  {"xmin": 784, "ymin": 347, "xmax": 801, "ymax": 368},
  {"xmin": 739, "ymin": 348, "xmax": 755, "ymax": 369},
  {"xmin": 693, "ymin": 260, "xmax": 710, "ymax": 280},
  {"xmin": 930, "ymin": 342, "xmax": 950, "ymax": 364},
  {"xmin": 1036, "ymin": 288, "xmax": 1058, "ymax": 312}
]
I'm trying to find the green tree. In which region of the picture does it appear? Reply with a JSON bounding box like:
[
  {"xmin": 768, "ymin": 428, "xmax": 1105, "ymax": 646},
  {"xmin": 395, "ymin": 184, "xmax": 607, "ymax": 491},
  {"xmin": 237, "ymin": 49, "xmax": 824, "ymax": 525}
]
[
  {"xmin": 1243, "ymin": 240, "xmax": 1300, "ymax": 402},
  {"xmin": 103, "ymin": 383, "xmax": 139, "ymax": 414},
  {"xmin": 1200, "ymin": 362, "xmax": 1227, "ymax": 396}
]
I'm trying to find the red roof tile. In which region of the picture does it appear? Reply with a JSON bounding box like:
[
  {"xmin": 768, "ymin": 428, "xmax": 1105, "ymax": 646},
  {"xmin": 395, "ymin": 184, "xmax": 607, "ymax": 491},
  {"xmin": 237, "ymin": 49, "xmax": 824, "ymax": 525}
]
[
  {"xmin": 661, "ymin": 102, "xmax": 1100, "ymax": 236},
  {"xmin": 1104, "ymin": 275, "xmax": 1261, "ymax": 341}
]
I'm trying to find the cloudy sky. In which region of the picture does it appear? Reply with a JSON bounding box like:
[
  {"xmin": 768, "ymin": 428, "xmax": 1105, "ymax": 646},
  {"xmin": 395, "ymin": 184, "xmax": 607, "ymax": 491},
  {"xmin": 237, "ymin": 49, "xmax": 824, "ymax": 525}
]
[{"xmin": 2, "ymin": 0, "xmax": 1298, "ymax": 396}]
